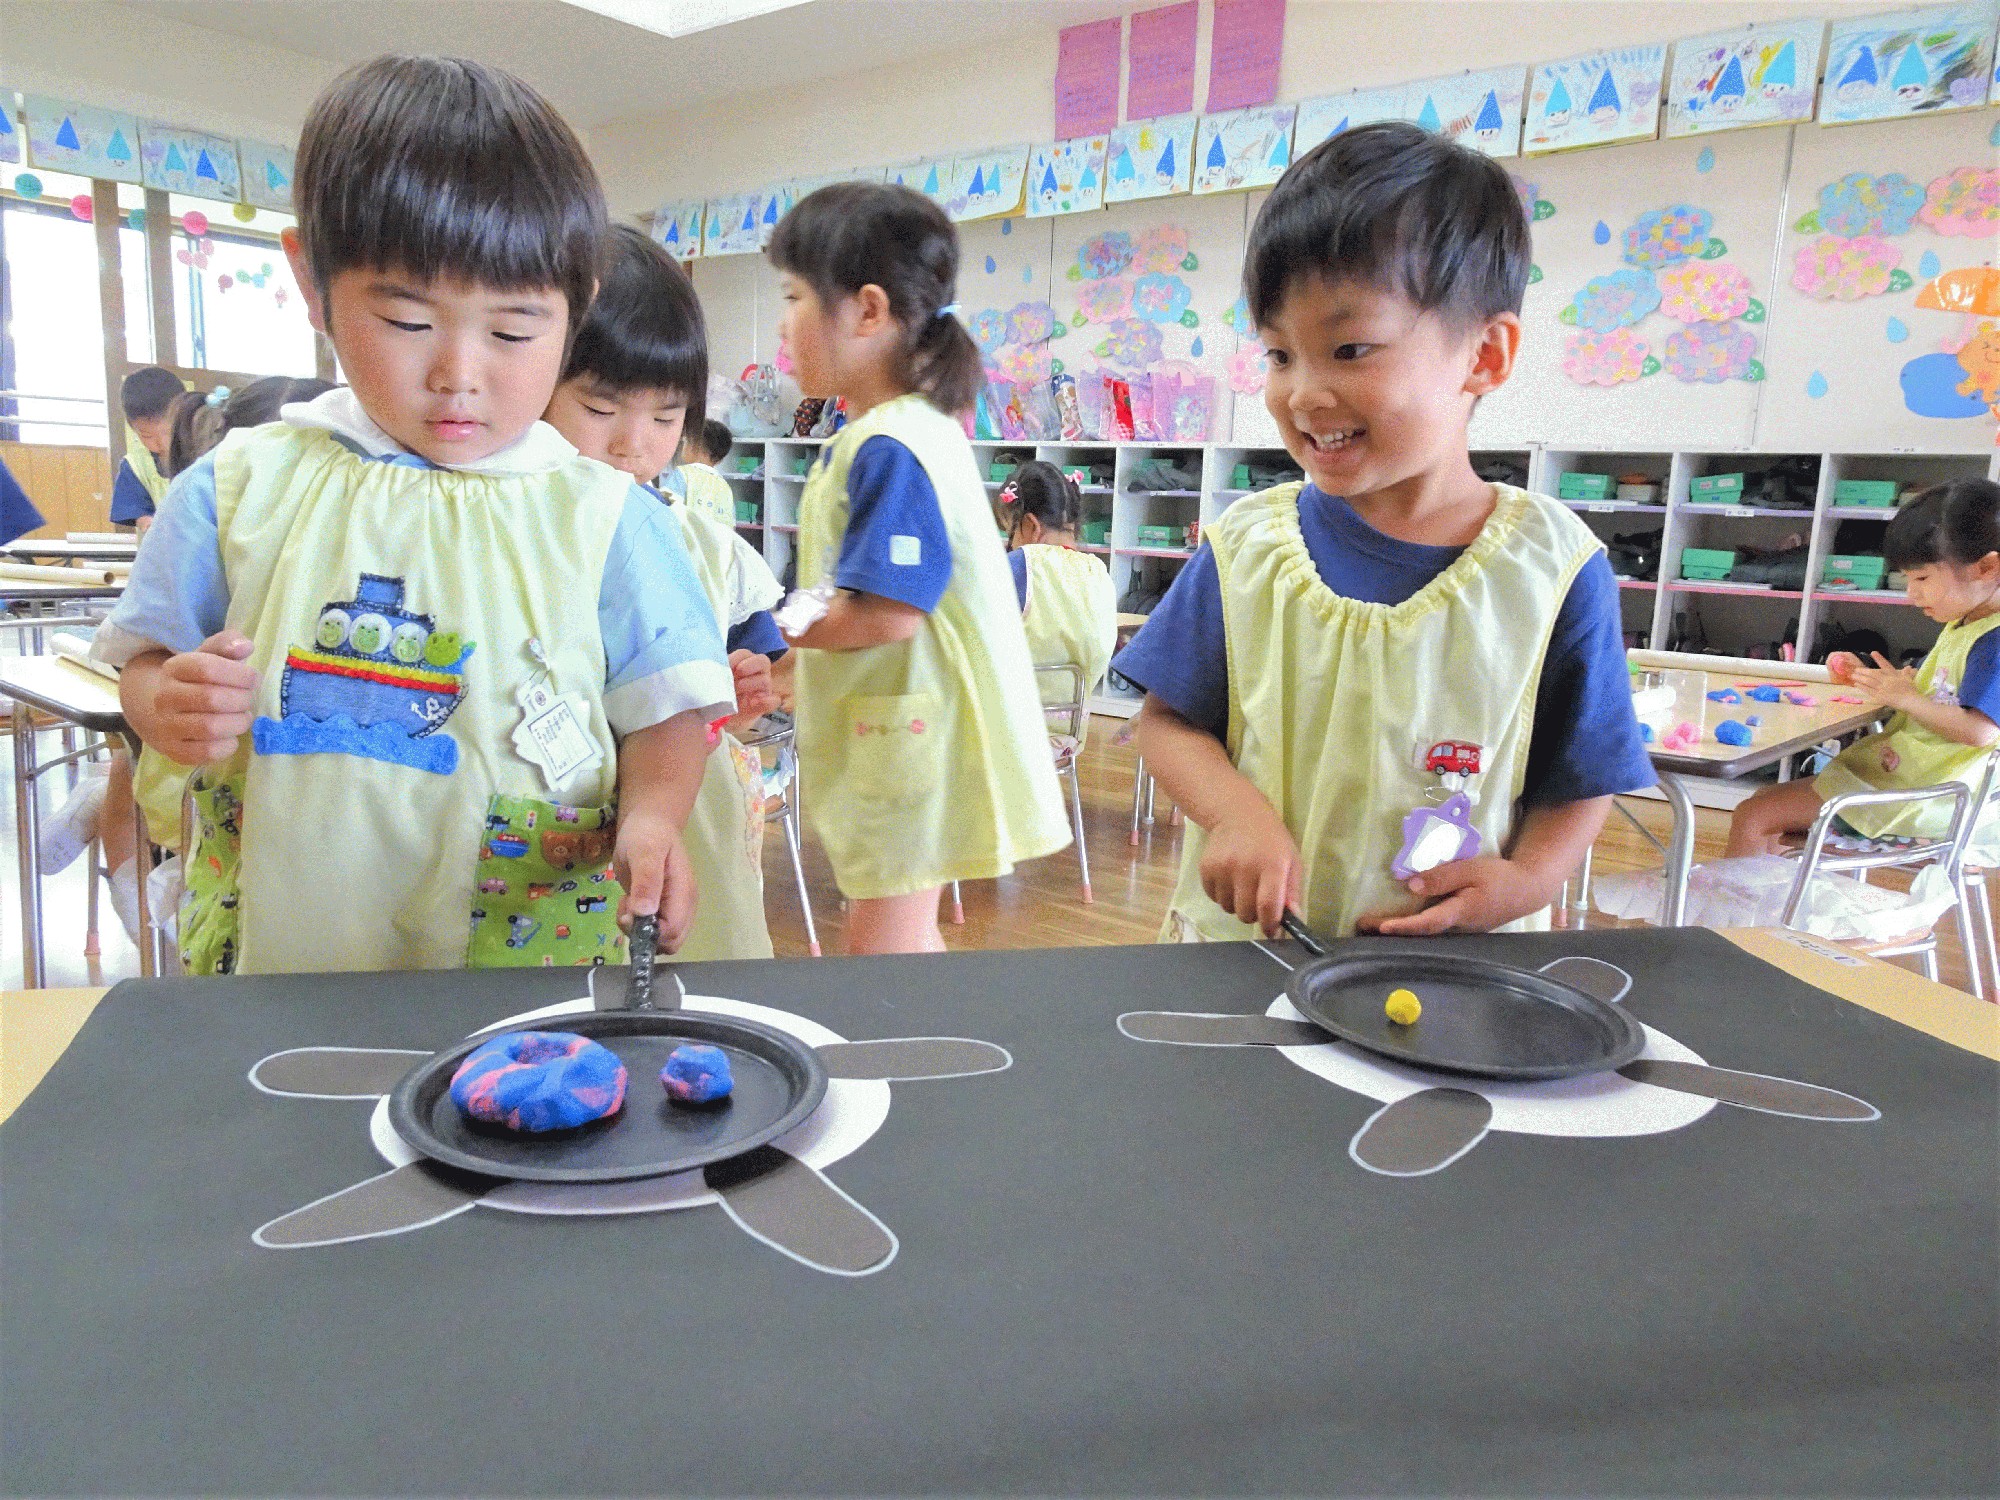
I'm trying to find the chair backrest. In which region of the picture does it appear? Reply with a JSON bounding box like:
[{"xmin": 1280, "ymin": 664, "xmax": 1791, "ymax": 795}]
[{"xmin": 1035, "ymin": 661, "xmax": 1087, "ymax": 743}]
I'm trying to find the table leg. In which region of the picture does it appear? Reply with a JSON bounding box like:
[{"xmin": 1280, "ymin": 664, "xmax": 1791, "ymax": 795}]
[
  {"xmin": 14, "ymin": 699, "xmax": 44, "ymax": 987},
  {"xmin": 122, "ymin": 733, "xmax": 155, "ymax": 979},
  {"xmin": 1659, "ymin": 771, "xmax": 1699, "ymax": 927}
]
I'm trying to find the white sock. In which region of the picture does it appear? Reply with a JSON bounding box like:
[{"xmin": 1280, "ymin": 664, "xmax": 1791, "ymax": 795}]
[
  {"xmin": 107, "ymin": 858, "xmax": 141, "ymax": 946},
  {"xmin": 39, "ymin": 762, "xmax": 110, "ymax": 876}
]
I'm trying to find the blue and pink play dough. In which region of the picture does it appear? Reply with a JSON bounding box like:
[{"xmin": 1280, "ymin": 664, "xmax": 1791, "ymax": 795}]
[
  {"xmin": 449, "ymin": 1031, "xmax": 628, "ymax": 1132},
  {"xmin": 662, "ymin": 1044, "xmax": 734, "ymax": 1105}
]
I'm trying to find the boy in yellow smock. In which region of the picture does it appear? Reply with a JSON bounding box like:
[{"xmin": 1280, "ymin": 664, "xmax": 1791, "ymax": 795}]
[
  {"xmin": 545, "ymin": 226, "xmax": 787, "ymax": 961},
  {"xmin": 1117, "ymin": 122, "xmax": 1655, "ymax": 941},
  {"xmin": 768, "ymin": 183, "xmax": 1069, "ymax": 954},
  {"xmin": 94, "ymin": 56, "xmax": 732, "ymax": 974},
  {"xmin": 1729, "ymin": 480, "xmax": 2000, "ymax": 854}
]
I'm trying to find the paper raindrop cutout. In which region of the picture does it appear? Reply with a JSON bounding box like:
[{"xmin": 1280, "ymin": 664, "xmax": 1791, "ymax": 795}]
[
  {"xmin": 1696, "ymin": 147, "xmax": 1715, "ymax": 173},
  {"xmin": 1806, "ymin": 371, "xmax": 1829, "ymax": 399},
  {"xmin": 1887, "ymin": 316, "xmax": 1909, "ymax": 343}
]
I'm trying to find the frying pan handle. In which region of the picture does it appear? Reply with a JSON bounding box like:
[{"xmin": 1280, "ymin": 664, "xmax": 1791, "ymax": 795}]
[
  {"xmin": 1279, "ymin": 910, "xmax": 1329, "ymax": 958},
  {"xmin": 629, "ymin": 913, "xmax": 658, "ymax": 1011}
]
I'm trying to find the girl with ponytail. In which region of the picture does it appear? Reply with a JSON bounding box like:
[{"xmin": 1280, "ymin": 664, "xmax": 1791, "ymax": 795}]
[{"xmin": 767, "ymin": 183, "xmax": 1070, "ymax": 953}]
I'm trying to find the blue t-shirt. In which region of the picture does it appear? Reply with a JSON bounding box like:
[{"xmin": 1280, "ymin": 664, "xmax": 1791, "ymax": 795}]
[
  {"xmin": 1112, "ymin": 486, "xmax": 1655, "ymax": 807},
  {"xmin": 1007, "ymin": 547, "xmax": 1029, "ymax": 611},
  {"xmin": 831, "ymin": 436, "xmax": 952, "ymax": 612},
  {"xmin": 728, "ymin": 611, "xmax": 787, "ymax": 660},
  {"xmin": 1951, "ymin": 628, "xmax": 2000, "ymax": 724},
  {"xmin": 0, "ymin": 457, "xmax": 45, "ymax": 546},
  {"xmin": 96, "ymin": 443, "xmax": 732, "ymax": 736},
  {"xmin": 109, "ymin": 456, "xmax": 157, "ymax": 525}
]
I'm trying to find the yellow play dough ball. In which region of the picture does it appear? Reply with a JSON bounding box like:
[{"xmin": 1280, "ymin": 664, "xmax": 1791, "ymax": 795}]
[{"xmin": 1385, "ymin": 988, "xmax": 1422, "ymax": 1026}]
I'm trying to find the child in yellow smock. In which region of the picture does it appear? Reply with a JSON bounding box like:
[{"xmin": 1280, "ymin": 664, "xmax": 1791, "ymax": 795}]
[
  {"xmin": 767, "ymin": 182, "xmax": 1070, "ymax": 954},
  {"xmin": 1729, "ymin": 480, "xmax": 2000, "ymax": 855},
  {"xmin": 1116, "ymin": 122, "xmax": 1655, "ymax": 941},
  {"xmin": 1001, "ymin": 461, "xmax": 1118, "ymax": 721},
  {"xmin": 93, "ymin": 56, "xmax": 731, "ymax": 974},
  {"xmin": 545, "ymin": 225, "xmax": 786, "ymax": 962}
]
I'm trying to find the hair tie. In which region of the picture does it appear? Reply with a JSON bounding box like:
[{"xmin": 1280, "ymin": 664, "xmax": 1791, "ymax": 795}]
[
  {"xmin": 204, "ymin": 385, "xmax": 231, "ymax": 408},
  {"xmin": 936, "ymin": 303, "xmax": 961, "ymax": 321},
  {"xmin": 998, "ymin": 478, "xmax": 1019, "ymax": 505}
]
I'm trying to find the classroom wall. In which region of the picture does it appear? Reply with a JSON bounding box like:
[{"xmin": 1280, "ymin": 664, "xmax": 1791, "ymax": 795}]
[
  {"xmin": 591, "ymin": 0, "xmax": 1884, "ymax": 215},
  {"xmin": 0, "ymin": 442, "xmax": 112, "ymax": 538}
]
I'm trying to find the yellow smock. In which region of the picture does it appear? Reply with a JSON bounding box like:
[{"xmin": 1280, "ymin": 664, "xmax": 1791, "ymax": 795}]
[
  {"xmin": 179, "ymin": 423, "xmax": 699, "ymax": 974},
  {"xmin": 678, "ymin": 464, "xmax": 738, "ymax": 528},
  {"xmin": 1019, "ymin": 542, "xmax": 1118, "ymax": 724},
  {"xmin": 125, "ymin": 425, "xmax": 172, "ymax": 507},
  {"xmin": 794, "ymin": 394, "xmax": 1070, "ymax": 898},
  {"xmin": 666, "ymin": 493, "xmax": 784, "ymax": 961},
  {"xmin": 1815, "ymin": 612, "xmax": 2000, "ymax": 839},
  {"xmin": 1165, "ymin": 482, "xmax": 1597, "ymax": 941}
]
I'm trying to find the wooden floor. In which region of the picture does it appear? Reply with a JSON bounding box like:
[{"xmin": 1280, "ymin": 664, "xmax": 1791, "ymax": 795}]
[{"xmin": 2, "ymin": 717, "xmax": 1980, "ymax": 994}]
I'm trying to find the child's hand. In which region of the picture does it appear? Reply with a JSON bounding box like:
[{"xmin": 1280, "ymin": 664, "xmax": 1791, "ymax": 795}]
[
  {"xmin": 1358, "ymin": 855, "xmax": 1548, "ymax": 936},
  {"xmin": 1848, "ymin": 652, "xmax": 1920, "ymax": 711},
  {"xmin": 1199, "ymin": 796, "xmax": 1304, "ymax": 936},
  {"xmin": 614, "ymin": 810, "xmax": 696, "ymax": 954},
  {"xmin": 152, "ymin": 629, "xmax": 258, "ymax": 765},
  {"xmin": 726, "ymin": 650, "xmax": 777, "ymax": 730},
  {"xmin": 1825, "ymin": 650, "xmax": 1861, "ymax": 684}
]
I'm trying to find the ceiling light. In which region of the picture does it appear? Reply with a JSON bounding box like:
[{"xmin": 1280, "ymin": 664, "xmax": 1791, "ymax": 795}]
[{"xmin": 558, "ymin": 0, "xmax": 814, "ymax": 39}]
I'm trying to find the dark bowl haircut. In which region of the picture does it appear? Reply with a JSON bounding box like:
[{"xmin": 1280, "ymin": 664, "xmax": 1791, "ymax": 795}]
[
  {"xmin": 701, "ymin": 419, "xmax": 734, "ymax": 461},
  {"xmin": 1885, "ymin": 480, "xmax": 2000, "ymax": 572},
  {"xmin": 767, "ymin": 182, "xmax": 986, "ymax": 415},
  {"xmin": 120, "ymin": 366, "xmax": 185, "ymax": 423},
  {"xmin": 1245, "ymin": 120, "xmax": 1531, "ymax": 331},
  {"xmin": 293, "ymin": 55, "xmax": 605, "ymax": 327},
  {"xmin": 562, "ymin": 224, "xmax": 708, "ymax": 434}
]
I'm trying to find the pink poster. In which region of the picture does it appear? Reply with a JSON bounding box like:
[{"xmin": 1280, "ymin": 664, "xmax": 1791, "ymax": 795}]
[
  {"xmin": 1207, "ymin": 0, "xmax": 1286, "ymax": 111},
  {"xmin": 1127, "ymin": 1, "xmax": 1198, "ymax": 121},
  {"xmin": 1055, "ymin": 17, "xmax": 1122, "ymax": 140}
]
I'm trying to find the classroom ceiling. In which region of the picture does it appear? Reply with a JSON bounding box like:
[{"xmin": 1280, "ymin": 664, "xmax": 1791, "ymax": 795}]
[{"xmin": 120, "ymin": 0, "xmax": 1132, "ymax": 127}]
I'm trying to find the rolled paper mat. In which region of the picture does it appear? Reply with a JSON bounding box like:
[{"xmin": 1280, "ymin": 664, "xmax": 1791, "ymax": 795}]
[
  {"xmin": 1627, "ymin": 649, "xmax": 1833, "ymax": 684},
  {"xmin": 0, "ymin": 561, "xmax": 117, "ymax": 585},
  {"xmin": 65, "ymin": 533, "xmax": 136, "ymax": 545},
  {"xmin": 51, "ymin": 633, "xmax": 118, "ymax": 681}
]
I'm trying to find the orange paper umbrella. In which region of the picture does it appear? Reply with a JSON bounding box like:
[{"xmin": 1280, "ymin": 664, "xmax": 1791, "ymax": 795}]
[{"xmin": 1915, "ymin": 267, "xmax": 2000, "ymax": 315}]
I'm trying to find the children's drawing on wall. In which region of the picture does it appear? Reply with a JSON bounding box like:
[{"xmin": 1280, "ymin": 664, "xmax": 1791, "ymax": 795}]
[
  {"xmin": 0, "ymin": 106, "xmax": 18, "ymax": 167},
  {"xmin": 1104, "ymin": 116, "xmax": 1198, "ymax": 204},
  {"xmin": 1665, "ymin": 20, "xmax": 1824, "ymax": 136},
  {"xmin": 1408, "ymin": 66, "xmax": 1527, "ymax": 157},
  {"xmin": 885, "ymin": 158, "xmax": 954, "ymax": 210},
  {"xmin": 138, "ymin": 123, "xmax": 242, "ymax": 203},
  {"xmin": 946, "ymin": 148, "xmax": 1028, "ymax": 222},
  {"xmin": 24, "ymin": 96, "xmax": 142, "ymax": 183},
  {"xmin": 1525, "ymin": 46, "xmax": 1667, "ymax": 153},
  {"xmin": 1192, "ymin": 106, "xmax": 1294, "ymax": 194},
  {"xmin": 1559, "ymin": 203, "xmax": 1767, "ymax": 387},
  {"xmin": 239, "ymin": 139, "xmax": 296, "ymax": 213},
  {"xmin": 1508, "ymin": 173, "xmax": 1556, "ymax": 284},
  {"xmin": 1903, "ymin": 257, "xmax": 2000, "ymax": 427},
  {"xmin": 1293, "ymin": 84, "xmax": 1407, "ymax": 154},
  {"xmin": 703, "ymin": 192, "xmax": 764, "ymax": 257},
  {"xmin": 651, "ymin": 200, "xmax": 703, "ymax": 262},
  {"xmin": 1820, "ymin": 1, "xmax": 1998, "ymax": 124},
  {"xmin": 1028, "ymin": 138, "xmax": 1108, "ymax": 218}
]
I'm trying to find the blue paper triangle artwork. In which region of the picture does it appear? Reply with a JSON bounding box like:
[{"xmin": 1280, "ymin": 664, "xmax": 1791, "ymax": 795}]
[
  {"xmin": 1714, "ymin": 55, "xmax": 1746, "ymax": 102},
  {"xmin": 54, "ymin": 116, "xmax": 80, "ymax": 151},
  {"xmin": 194, "ymin": 148, "xmax": 218, "ymax": 181},
  {"xmin": 739, "ymin": 202, "xmax": 756, "ymax": 232},
  {"xmin": 1545, "ymin": 79, "xmax": 1573, "ymax": 118},
  {"xmin": 1842, "ymin": 45, "xmax": 1879, "ymax": 89},
  {"xmin": 164, "ymin": 143, "xmax": 187, "ymax": 174},
  {"xmin": 1416, "ymin": 95, "xmax": 1441, "ymax": 132},
  {"xmin": 1156, "ymin": 139, "xmax": 1175, "ymax": 178},
  {"xmin": 1475, "ymin": 90, "xmax": 1504, "ymax": 135},
  {"xmin": 1891, "ymin": 44, "xmax": 1928, "ymax": 92},
  {"xmin": 974, "ymin": 165, "xmax": 989, "ymax": 196},
  {"xmin": 1080, "ymin": 165, "xmax": 1098, "ymax": 190},
  {"xmin": 1267, "ymin": 134, "xmax": 1288, "ymax": 167},
  {"xmin": 1206, "ymin": 134, "xmax": 1227, "ymax": 170},
  {"xmin": 763, "ymin": 198, "xmax": 778, "ymax": 226},
  {"xmin": 1113, "ymin": 149, "xmax": 1135, "ymax": 181},
  {"xmin": 266, "ymin": 160, "xmax": 288, "ymax": 191},
  {"xmin": 105, "ymin": 128, "xmax": 131, "ymax": 162},
  {"xmin": 923, "ymin": 165, "xmax": 940, "ymax": 195},
  {"xmin": 663, "ymin": 220, "xmax": 680, "ymax": 246},
  {"xmin": 1040, "ymin": 162, "xmax": 1059, "ymax": 196},
  {"xmin": 1588, "ymin": 69, "xmax": 1621, "ymax": 117},
  {"xmin": 1766, "ymin": 40, "xmax": 1797, "ymax": 89},
  {"xmin": 1334, "ymin": 115, "xmax": 1350, "ymax": 134},
  {"xmin": 0, "ymin": 110, "xmax": 13, "ymax": 137}
]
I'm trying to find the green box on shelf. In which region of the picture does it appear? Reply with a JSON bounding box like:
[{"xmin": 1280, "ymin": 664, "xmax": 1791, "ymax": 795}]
[
  {"xmin": 1080, "ymin": 520, "xmax": 1111, "ymax": 546},
  {"xmin": 1231, "ymin": 463, "xmax": 1252, "ymax": 489},
  {"xmin": 1556, "ymin": 472, "xmax": 1614, "ymax": 499},
  {"xmin": 734, "ymin": 500, "xmax": 759, "ymax": 524},
  {"xmin": 1136, "ymin": 525, "xmax": 1182, "ymax": 548},
  {"xmin": 790, "ymin": 457, "xmax": 812, "ymax": 476},
  {"xmin": 1689, "ymin": 472, "xmax": 1747, "ymax": 500},
  {"xmin": 1822, "ymin": 554, "xmax": 1888, "ymax": 590},
  {"xmin": 1833, "ymin": 479, "xmax": 1899, "ymax": 507},
  {"xmin": 1680, "ymin": 547, "xmax": 1737, "ymax": 582},
  {"xmin": 730, "ymin": 454, "xmax": 759, "ymax": 475}
]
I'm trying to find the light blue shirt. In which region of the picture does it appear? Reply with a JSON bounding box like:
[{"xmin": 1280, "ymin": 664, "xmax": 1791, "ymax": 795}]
[{"xmin": 96, "ymin": 441, "xmax": 733, "ymax": 735}]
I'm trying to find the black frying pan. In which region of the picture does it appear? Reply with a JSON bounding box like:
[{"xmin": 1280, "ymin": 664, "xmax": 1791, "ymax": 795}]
[
  {"xmin": 386, "ymin": 916, "xmax": 829, "ymax": 1183},
  {"xmin": 1279, "ymin": 913, "xmax": 1645, "ymax": 1081}
]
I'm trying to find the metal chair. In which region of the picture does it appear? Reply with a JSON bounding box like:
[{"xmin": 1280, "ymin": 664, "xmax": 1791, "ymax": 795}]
[
  {"xmin": 1129, "ymin": 752, "xmax": 1181, "ymax": 845},
  {"xmin": 738, "ymin": 716, "xmax": 821, "ymax": 958},
  {"xmin": 1779, "ymin": 752, "xmax": 2000, "ymax": 994}
]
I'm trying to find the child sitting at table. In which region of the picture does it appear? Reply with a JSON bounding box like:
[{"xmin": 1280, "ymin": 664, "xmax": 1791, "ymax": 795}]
[
  {"xmin": 1115, "ymin": 122, "xmax": 1654, "ymax": 941},
  {"xmin": 110, "ymin": 366, "xmax": 185, "ymax": 533},
  {"xmin": 543, "ymin": 225, "xmax": 786, "ymax": 961},
  {"xmin": 1728, "ymin": 480, "xmax": 2000, "ymax": 855},
  {"xmin": 662, "ymin": 416, "xmax": 740, "ymax": 528},
  {"xmin": 1000, "ymin": 461, "xmax": 1117, "ymax": 719},
  {"xmin": 93, "ymin": 54, "xmax": 731, "ymax": 974}
]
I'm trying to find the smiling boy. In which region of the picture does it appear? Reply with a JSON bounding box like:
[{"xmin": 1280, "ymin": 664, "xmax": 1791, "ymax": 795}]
[
  {"xmin": 93, "ymin": 56, "xmax": 731, "ymax": 973},
  {"xmin": 1116, "ymin": 122, "xmax": 1653, "ymax": 941}
]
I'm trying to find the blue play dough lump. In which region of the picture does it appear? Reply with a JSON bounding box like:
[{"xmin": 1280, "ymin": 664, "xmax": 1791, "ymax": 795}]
[
  {"xmin": 1746, "ymin": 685, "xmax": 1783, "ymax": 703},
  {"xmin": 1715, "ymin": 719, "xmax": 1754, "ymax": 747},
  {"xmin": 1706, "ymin": 688, "xmax": 1741, "ymax": 703},
  {"xmin": 661, "ymin": 1043, "xmax": 734, "ymax": 1105},
  {"xmin": 449, "ymin": 1030, "xmax": 628, "ymax": 1133}
]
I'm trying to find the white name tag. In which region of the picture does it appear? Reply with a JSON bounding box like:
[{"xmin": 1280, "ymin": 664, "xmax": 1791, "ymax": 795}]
[
  {"xmin": 513, "ymin": 678, "xmax": 602, "ymax": 793},
  {"xmin": 890, "ymin": 534, "xmax": 922, "ymax": 566}
]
